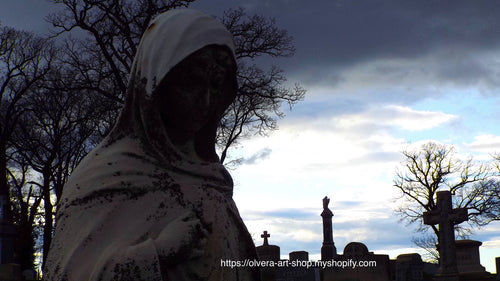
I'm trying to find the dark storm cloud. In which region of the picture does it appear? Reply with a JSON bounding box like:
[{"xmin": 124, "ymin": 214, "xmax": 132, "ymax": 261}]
[
  {"xmin": 193, "ymin": 0, "xmax": 500, "ymax": 94},
  {"xmin": 243, "ymin": 0, "xmax": 500, "ymax": 66},
  {"xmin": 0, "ymin": 0, "xmax": 54, "ymax": 33},
  {"xmin": 9, "ymin": 0, "xmax": 499, "ymax": 90}
]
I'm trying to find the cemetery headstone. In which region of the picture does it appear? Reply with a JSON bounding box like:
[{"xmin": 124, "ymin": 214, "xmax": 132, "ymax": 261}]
[
  {"xmin": 257, "ymin": 230, "xmax": 280, "ymax": 281},
  {"xmin": 256, "ymin": 230, "xmax": 280, "ymax": 262},
  {"xmin": 423, "ymin": 190, "xmax": 467, "ymax": 280},
  {"xmin": 323, "ymin": 242, "xmax": 390, "ymax": 281},
  {"xmin": 289, "ymin": 251, "xmax": 309, "ymax": 261},
  {"xmin": 396, "ymin": 253, "xmax": 424, "ymax": 281}
]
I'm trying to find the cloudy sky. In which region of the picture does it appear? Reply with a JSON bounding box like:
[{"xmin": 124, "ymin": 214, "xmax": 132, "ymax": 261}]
[{"xmin": 3, "ymin": 0, "xmax": 500, "ymax": 273}]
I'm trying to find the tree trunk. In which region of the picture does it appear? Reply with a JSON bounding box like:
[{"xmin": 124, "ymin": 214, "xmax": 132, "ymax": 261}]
[
  {"xmin": 42, "ymin": 172, "xmax": 53, "ymax": 267},
  {"xmin": 0, "ymin": 140, "xmax": 12, "ymax": 218}
]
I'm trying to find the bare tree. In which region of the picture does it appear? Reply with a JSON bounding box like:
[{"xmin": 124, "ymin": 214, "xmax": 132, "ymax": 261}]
[
  {"xmin": 218, "ymin": 8, "xmax": 305, "ymax": 164},
  {"xmin": 11, "ymin": 61, "xmax": 107, "ymax": 266},
  {"xmin": 47, "ymin": 1, "xmax": 305, "ymax": 165},
  {"xmin": 411, "ymin": 234, "xmax": 439, "ymax": 262},
  {"xmin": 1, "ymin": 26, "xmax": 53, "ymax": 216},
  {"xmin": 394, "ymin": 142, "xmax": 500, "ymax": 261},
  {"xmin": 47, "ymin": 0, "xmax": 196, "ymax": 102},
  {"xmin": 1, "ymin": 25, "xmax": 55, "ymax": 270},
  {"xmin": 13, "ymin": 1, "xmax": 305, "ymax": 270},
  {"xmin": 7, "ymin": 153, "xmax": 43, "ymax": 271}
]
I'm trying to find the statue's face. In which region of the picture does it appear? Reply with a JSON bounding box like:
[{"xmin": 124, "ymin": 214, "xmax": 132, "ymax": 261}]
[{"xmin": 154, "ymin": 45, "xmax": 236, "ymax": 139}]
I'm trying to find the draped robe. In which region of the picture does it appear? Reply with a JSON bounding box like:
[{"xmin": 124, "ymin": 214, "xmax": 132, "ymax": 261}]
[{"xmin": 44, "ymin": 9, "xmax": 260, "ymax": 281}]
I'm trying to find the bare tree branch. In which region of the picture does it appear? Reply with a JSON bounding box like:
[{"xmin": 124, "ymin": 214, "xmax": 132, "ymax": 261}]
[{"xmin": 394, "ymin": 142, "xmax": 500, "ymax": 258}]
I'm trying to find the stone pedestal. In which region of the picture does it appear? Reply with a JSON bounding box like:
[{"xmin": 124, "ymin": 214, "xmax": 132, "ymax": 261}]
[
  {"xmin": 456, "ymin": 240, "xmax": 485, "ymax": 273},
  {"xmin": 455, "ymin": 240, "xmax": 494, "ymax": 281}
]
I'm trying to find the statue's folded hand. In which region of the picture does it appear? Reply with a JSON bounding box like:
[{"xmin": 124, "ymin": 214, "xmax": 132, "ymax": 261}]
[{"xmin": 155, "ymin": 211, "xmax": 208, "ymax": 263}]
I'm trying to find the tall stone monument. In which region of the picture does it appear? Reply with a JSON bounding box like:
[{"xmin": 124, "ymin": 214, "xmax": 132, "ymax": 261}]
[
  {"xmin": 321, "ymin": 196, "xmax": 337, "ymax": 261},
  {"xmin": 423, "ymin": 190, "xmax": 468, "ymax": 281}
]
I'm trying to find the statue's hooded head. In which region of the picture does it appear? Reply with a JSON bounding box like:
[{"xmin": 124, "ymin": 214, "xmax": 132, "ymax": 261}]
[{"xmin": 109, "ymin": 9, "xmax": 236, "ymax": 166}]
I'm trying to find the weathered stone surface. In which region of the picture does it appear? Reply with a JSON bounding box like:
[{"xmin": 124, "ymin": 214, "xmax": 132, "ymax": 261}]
[
  {"xmin": 423, "ymin": 190, "xmax": 467, "ymax": 279},
  {"xmin": 44, "ymin": 9, "xmax": 259, "ymax": 281}
]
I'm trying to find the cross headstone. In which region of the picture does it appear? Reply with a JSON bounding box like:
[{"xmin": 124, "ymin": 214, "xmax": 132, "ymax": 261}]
[
  {"xmin": 423, "ymin": 190, "xmax": 468, "ymax": 278},
  {"xmin": 261, "ymin": 231, "xmax": 270, "ymax": 246}
]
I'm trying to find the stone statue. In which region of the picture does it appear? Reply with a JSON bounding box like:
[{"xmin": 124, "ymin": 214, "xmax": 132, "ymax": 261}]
[
  {"xmin": 44, "ymin": 9, "xmax": 260, "ymax": 281},
  {"xmin": 323, "ymin": 196, "xmax": 330, "ymax": 210}
]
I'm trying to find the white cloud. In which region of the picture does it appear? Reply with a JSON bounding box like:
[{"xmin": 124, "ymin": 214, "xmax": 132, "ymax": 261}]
[
  {"xmin": 335, "ymin": 105, "xmax": 458, "ymax": 132},
  {"xmin": 228, "ymin": 98, "xmax": 499, "ymax": 271},
  {"xmin": 231, "ymin": 104, "xmax": 459, "ymax": 216},
  {"xmin": 482, "ymin": 238, "xmax": 500, "ymax": 249},
  {"xmin": 232, "ymin": 104, "xmax": 456, "ymax": 214},
  {"xmin": 465, "ymin": 134, "xmax": 500, "ymax": 153}
]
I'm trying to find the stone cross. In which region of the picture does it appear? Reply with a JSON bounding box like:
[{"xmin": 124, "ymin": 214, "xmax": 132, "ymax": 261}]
[
  {"xmin": 261, "ymin": 231, "xmax": 270, "ymax": 246},
  {"xmin": 423, "ymin": 190, "xmax": 468, "ymax": 276}
]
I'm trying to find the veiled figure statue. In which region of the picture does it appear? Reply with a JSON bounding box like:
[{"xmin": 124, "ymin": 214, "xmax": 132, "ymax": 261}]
[{"xmin": 44, "ymin": 9, "xmax": 260, "ymax": 281}]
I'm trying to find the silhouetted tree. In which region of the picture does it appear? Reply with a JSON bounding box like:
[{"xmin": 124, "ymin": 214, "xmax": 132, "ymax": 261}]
[
  {"xmin": 394, "ymin": 142, "xmax": 500, "ymax": 261},
  {"xmin": 7, "ymin": 152, "xmax": 43, "ymax": 271},
  {"xmin": 11, "ymin": 61, "xmax": 108, "ymax": 266},
  {"xmin": 0, "ymin": 1, "xmax": 306, "ymax": 271},
  {"xmin": 218, "ymin": 8, "xmax": 305, "ymax": 164},
  {"xmin": 47, "ymin": 1, "xmax": 305, "ymax": 165},
  {"xmin": 1, "ymin": 25, "xmax": 55, "ymax": 270}
]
